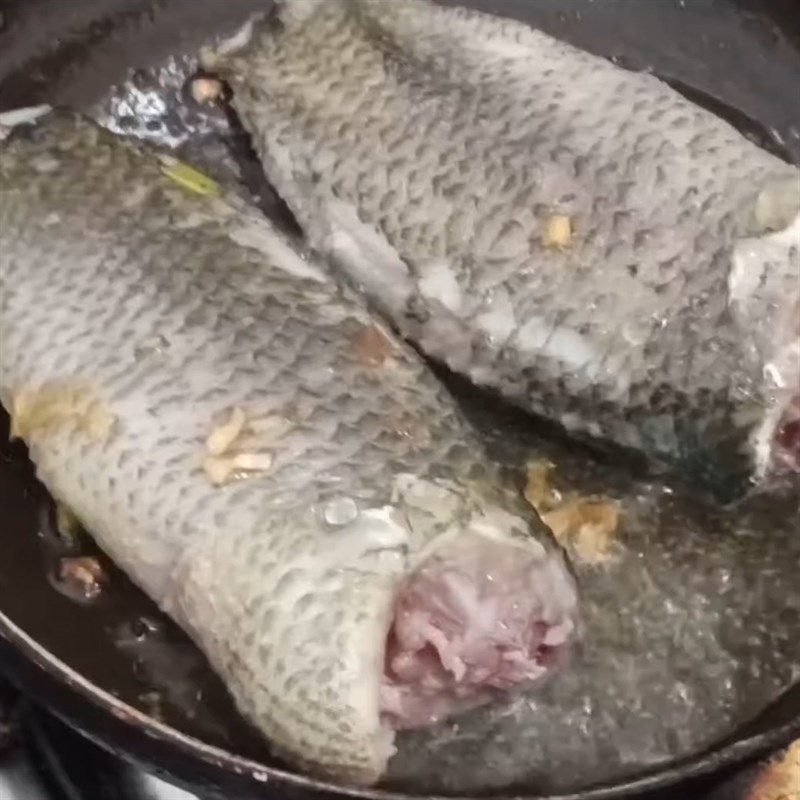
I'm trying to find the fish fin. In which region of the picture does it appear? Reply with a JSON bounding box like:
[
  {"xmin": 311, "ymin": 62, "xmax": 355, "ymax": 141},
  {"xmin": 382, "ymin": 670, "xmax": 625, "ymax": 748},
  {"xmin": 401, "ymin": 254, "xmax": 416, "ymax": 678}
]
[
  {"xmin": 226, "ymin": 208, "xmax": 328, "ymax": 284},
  {"xmin": 320, "ymin": 200, "xmax": 484, "ymax": 371},
  {"xmin": 322, "ymin": 198, "xmax": 414, "ymax": 311},
  {"xmin": 0, "ymin": 105, "xmax": 52, "ymax": 140}
]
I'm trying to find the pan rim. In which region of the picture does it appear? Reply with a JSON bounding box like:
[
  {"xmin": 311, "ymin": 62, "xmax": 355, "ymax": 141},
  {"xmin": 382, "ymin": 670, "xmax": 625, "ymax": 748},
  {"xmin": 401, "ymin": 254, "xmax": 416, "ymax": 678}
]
[{"xmin": 2, "ymin": 607, "xmax": 799, "ymax": 800}]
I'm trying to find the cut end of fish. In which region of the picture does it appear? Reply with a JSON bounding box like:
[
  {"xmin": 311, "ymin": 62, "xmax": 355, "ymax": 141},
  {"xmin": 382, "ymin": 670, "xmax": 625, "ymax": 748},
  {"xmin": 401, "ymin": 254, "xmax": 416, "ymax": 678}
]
[
  {"xmin": 771, "ymin": 396, "xmax": 800, "ymax": 476},
  {"xmin": 732, "ymin": 183, "xmax": 800, "ymax": 486},
  {"xmin": 762, "ymin": 182, "xmax": 800, "ymax": 486},
  {"xmin": 380, "ymin": 532, "xmax": 576, "ymax": 730},
  {"xmin": 759, "ymin": 296, "xmax": 800, "ymax": 483},
  {"xmin": 750, "ymin": 380, "xmax": 800, "ymax": 489}
]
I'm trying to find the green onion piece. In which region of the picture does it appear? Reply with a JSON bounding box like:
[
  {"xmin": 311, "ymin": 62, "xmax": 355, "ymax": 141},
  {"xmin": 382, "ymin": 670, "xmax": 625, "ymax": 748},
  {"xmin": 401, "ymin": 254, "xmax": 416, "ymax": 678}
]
[{"xmin": 161, "ymin": 160, "xmax": 221, "ymax": 197}]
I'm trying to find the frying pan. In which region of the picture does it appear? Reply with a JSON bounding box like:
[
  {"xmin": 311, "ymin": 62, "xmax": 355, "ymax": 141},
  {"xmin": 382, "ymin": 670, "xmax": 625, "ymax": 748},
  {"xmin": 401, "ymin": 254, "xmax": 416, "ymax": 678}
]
[{"xmin": 1, "ymin": 1, "xmax": 799, "ymax": 798}]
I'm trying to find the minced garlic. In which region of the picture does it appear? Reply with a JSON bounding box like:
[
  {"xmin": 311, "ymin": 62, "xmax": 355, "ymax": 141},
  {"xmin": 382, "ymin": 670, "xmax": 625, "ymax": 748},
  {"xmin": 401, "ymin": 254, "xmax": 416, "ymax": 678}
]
[
  {"xmin": 206, "ymin": 407, "xmax": 247, "ymax": 456},
  {"xmin": 543, "ymin": 214, "xmax": 572, "ymax": 249}
]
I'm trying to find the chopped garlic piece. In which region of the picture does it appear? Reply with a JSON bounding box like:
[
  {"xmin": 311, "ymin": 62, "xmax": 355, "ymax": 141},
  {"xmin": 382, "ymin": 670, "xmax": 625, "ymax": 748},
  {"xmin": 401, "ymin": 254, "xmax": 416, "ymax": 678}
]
[
  {"xmin": 83, "ymin": 402, "xmax": 116, "ymax": 441},
  {"xmin": 203, "ymin": 455, "xmax": 236, "ymax": 486},
  {"xmin": 543, "ymin": 215, "xmax": 572, "ymax": 249},
  {"xmin": 206, "ymin": 407, "xmax": 247, "ymax": 456},
  {"xmin": 248, "ymin": 414, "xmax": 293, "ymax": 443},
  {"xmin": 231, "ymin": 452, "xmax": 274, "ymax": 472},
  {"xmin": 204, "ymin": 407, "xmax": 283, "ymax": 485},
  {"xmin": 204, "ymin": 451, "xmax": 274, "ymax": 486},
  {"xmin": 190, "ymin": 77, "xmax": 224, "ymax": 105},
  {"xmin": 57, "ymin": 556, "xmax": 106, "ymax": 602}
]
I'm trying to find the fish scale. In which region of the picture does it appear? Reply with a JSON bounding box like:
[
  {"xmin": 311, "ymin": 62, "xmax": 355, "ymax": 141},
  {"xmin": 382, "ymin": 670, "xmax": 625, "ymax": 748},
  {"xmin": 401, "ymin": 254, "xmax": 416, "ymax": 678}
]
[
  {"xmin": 215, "ymin": 0, "xmax": 800, "ymax": 496},
  {"xmin": 0, "ymin": 110, "xmax": 576, "ymax": 785}
]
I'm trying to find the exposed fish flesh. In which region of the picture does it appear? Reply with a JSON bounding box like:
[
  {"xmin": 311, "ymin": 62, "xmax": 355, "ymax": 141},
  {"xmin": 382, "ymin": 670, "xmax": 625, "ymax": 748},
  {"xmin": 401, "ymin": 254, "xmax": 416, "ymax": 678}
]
[
  {"xmin": 387, "ymin": 400, "xmax": 800, "ymax": 793},
  {"xmin": 0, "ymin": 110, "xmax": 577, "ymax": 785},
  {"xmin": 212, "ymin": 0, "xmax": 800, "ymax": 498}
]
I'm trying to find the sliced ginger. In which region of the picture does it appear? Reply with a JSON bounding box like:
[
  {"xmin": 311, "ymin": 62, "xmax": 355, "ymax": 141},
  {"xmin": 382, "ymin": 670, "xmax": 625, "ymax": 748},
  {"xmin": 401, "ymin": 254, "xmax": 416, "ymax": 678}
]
[
  {"xmin": 747, "ymin": 739, "xmax": 800, "ymax": 800},
  {"xmin": 11, "ymin": 382, "xmax": 115, "ymax": 443},
  {"xmin": 524, "ymin": 460, "xmax": 619, "ymax": 564}
]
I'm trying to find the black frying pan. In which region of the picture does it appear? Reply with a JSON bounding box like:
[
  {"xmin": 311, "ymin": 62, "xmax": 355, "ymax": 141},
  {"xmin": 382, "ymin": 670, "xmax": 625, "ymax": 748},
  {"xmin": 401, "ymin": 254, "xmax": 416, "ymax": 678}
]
[{"xmin": 1, "ymin": 2, "xmax": 799, "ymax": 799}]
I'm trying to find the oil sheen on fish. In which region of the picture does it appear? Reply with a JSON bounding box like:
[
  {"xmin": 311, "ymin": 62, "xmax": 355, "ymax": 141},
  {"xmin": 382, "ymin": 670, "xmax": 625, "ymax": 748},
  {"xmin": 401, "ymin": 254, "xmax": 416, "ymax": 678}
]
[
  {"xmin": 0, "ymin": 111, "xmax": 577, "ymax": 785},
  {"xmin": 211, "ymin": 0, "xmax": 800, "ymax": 498}
]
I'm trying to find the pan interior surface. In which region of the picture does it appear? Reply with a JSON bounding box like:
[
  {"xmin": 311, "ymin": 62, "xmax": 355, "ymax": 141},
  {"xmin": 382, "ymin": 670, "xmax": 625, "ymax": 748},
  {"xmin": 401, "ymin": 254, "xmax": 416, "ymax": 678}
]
[{"xmin": 0, "ymin": 1, "xmax": 799, "ymax": 798}]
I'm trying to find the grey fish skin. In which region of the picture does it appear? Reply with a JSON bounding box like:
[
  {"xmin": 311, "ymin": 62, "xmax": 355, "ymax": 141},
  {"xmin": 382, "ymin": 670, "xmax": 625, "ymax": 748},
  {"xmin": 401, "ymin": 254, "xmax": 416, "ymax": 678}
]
[
  {"xmin": 213, "ymin": 0, "xmax": 800, "ymax": 498},
  {"xmin": 0, "ymin": 112, "xmax": 576, "ymax": 785}
]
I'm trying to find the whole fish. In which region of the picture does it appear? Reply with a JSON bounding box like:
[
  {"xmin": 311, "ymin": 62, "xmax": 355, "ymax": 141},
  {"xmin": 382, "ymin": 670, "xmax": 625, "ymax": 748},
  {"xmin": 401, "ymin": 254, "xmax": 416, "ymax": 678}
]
[
  {"xmin": 211, "ymin": 0, "xmax": 800, "ymax": 498},
  {"xmin": 0, "ymin": 111, "xmax": 577, "ymax": 785}
]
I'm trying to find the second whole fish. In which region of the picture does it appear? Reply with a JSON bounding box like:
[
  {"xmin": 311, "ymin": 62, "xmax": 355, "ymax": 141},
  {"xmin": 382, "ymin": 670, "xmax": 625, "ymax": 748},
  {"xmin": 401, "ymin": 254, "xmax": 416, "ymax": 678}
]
[{"xmin": 211, "ymin": 0, "xmax": 800, "ymax": 498}]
